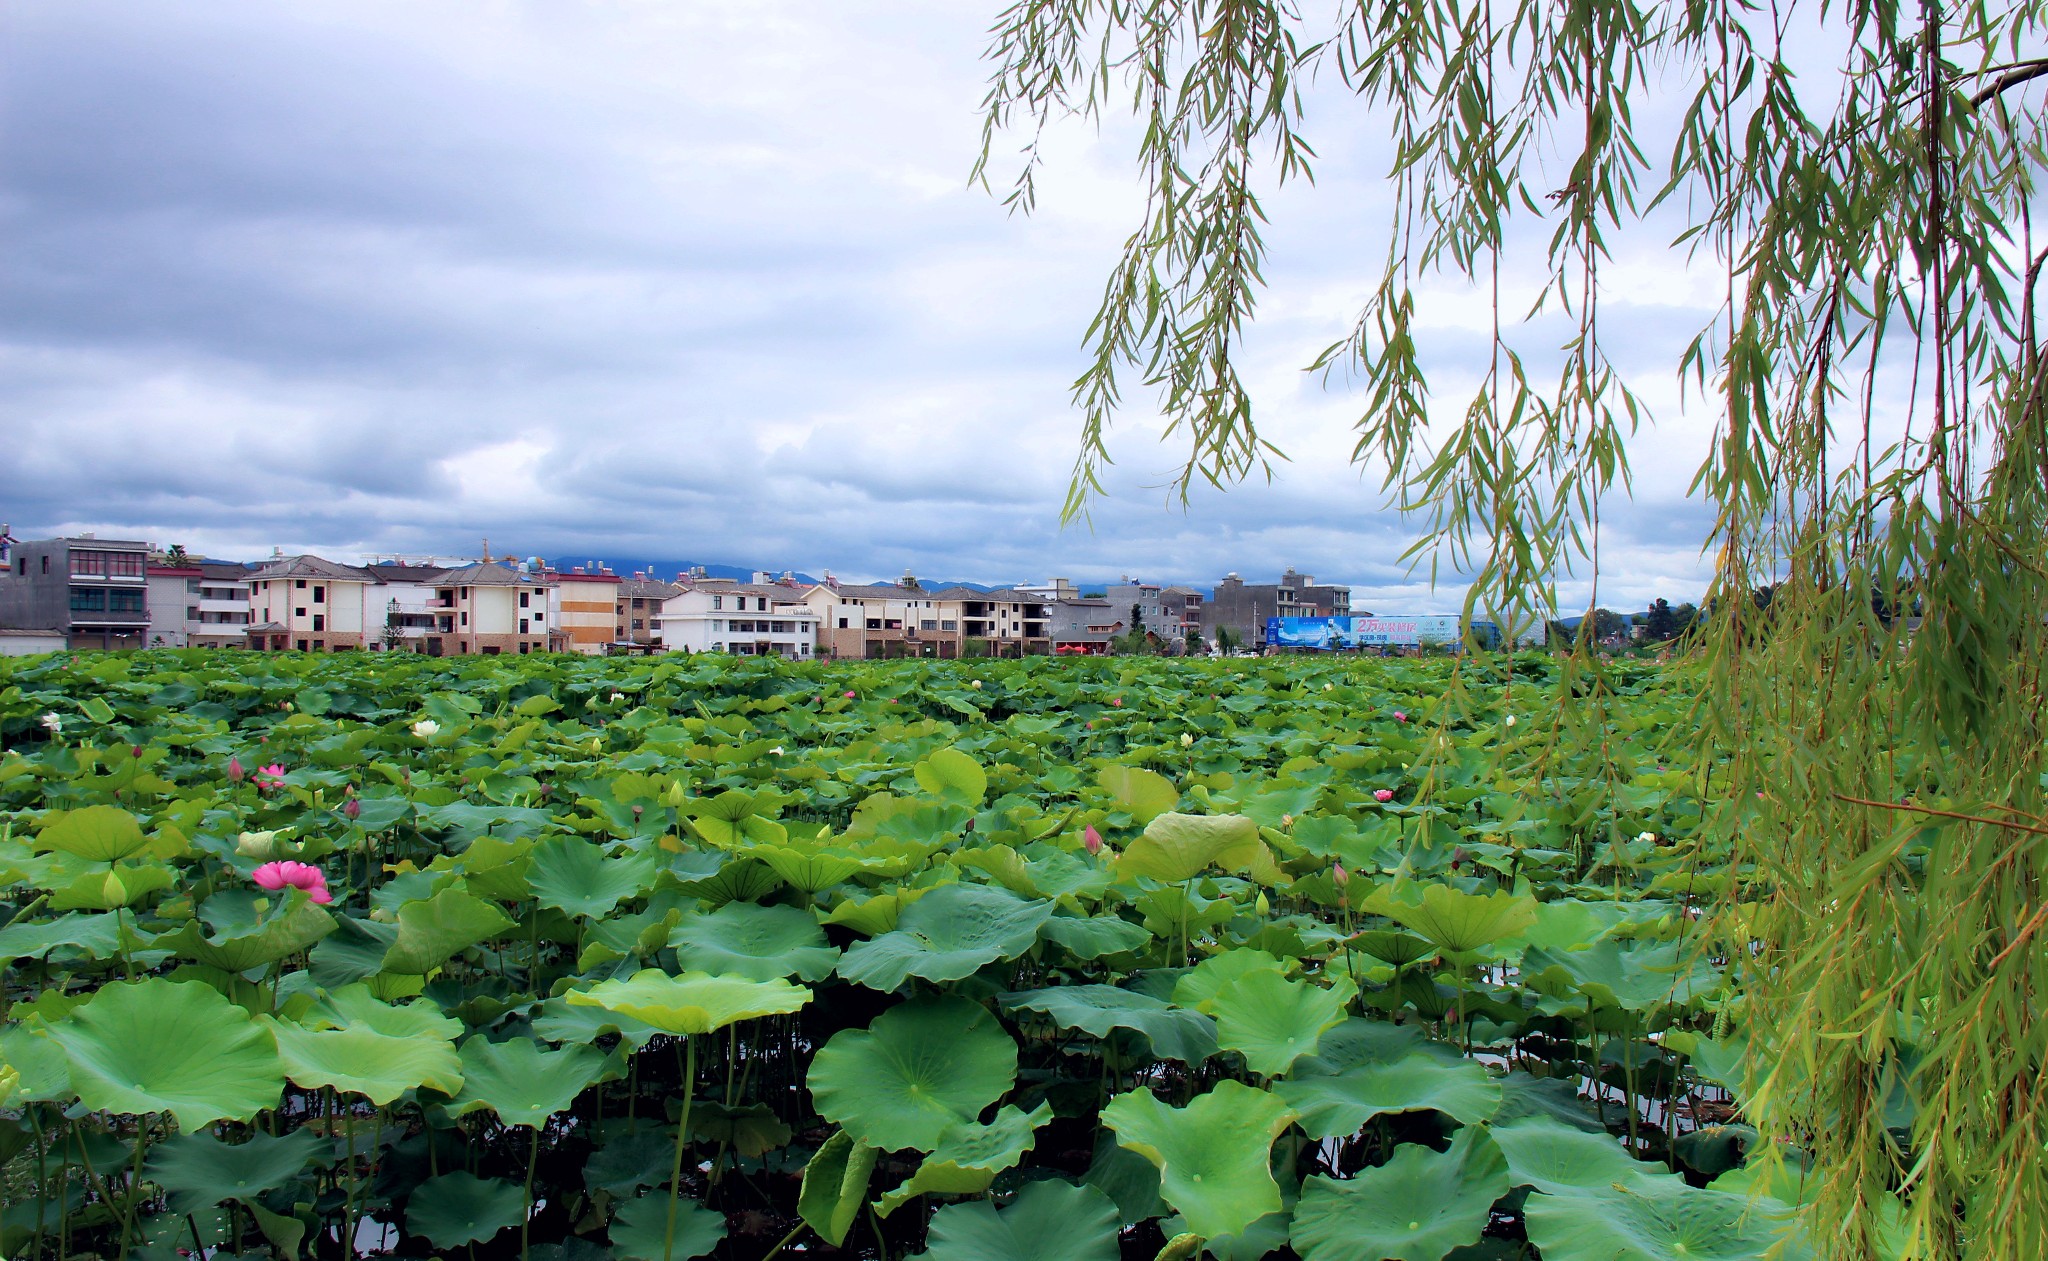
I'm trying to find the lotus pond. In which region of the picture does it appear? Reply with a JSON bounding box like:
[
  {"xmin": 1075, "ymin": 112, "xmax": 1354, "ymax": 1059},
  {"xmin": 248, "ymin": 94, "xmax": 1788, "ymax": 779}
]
[{"xmin": 0, "ymin": 649, "xmax": 1811, "ymax": 1260}]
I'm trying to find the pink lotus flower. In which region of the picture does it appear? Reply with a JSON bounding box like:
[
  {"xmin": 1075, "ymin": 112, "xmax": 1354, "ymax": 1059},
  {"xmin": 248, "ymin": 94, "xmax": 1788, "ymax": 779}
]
[
  {"xmin": 844, "ymin": 691, "xmax": 856, "ymax": 699},
  {"xmin": 227, "ymin": 757, "xmax": 245, "ymax": 784},
  {"xmin": 1332, "ymin": 862, "xmax": 1350, "ymax": 887},
  {"xmin": 1111, "ymin": 697, "xmax": 1123, "ymax": 707},
  {"xmin": 1374, "ymin": 789, "xmax": 1395, "ymax": 803},
  {"xmin": 341, "ymin": 797, "xmax": 361, "ymax": 821},
  {"xmin": 1393, "ymin": 710, "xmax": 1407, "ymax": 723},
  {"xmin": 1083, "ymin": 825, "xmax": 1103, "ymax": 855},
  {"xmin": 252, "ymin": 860, "xmax": 332, "ymax": 904},
  {"xmin": 254, "ymin": 763, "xmax": 286, "ymax": 790}
]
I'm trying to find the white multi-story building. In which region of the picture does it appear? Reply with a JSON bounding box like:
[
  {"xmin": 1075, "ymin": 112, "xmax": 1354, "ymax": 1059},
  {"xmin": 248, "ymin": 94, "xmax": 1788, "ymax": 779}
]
[{"xmin": 657, "ymin": 581, "xmax": 818, "ymax": 659}]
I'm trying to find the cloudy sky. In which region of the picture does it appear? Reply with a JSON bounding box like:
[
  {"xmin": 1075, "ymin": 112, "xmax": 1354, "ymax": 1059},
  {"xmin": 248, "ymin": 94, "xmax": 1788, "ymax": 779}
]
[{"xmin": 2, "ymin": 1, "xmax": 1737, "ymax": 609}]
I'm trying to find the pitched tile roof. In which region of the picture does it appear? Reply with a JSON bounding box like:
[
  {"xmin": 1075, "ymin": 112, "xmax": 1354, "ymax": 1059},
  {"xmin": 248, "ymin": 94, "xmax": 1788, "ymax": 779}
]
[{"xmin": 247, "ymin": 555, "xmax": 375, "ymax": 582}]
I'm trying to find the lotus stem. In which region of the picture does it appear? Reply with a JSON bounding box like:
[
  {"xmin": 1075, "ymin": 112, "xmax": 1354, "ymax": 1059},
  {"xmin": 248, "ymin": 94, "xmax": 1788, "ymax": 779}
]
[
  {"xmin": 521, "ymin": 1124, "xmax": 540, "ymax": 1261},
  {"xmin": 663, "ymin": 1035, "xmax": 697, "ymax": 1261}
]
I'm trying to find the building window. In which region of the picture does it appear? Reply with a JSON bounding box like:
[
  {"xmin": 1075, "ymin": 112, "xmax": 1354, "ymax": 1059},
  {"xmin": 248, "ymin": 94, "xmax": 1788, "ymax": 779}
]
[
  {"xmin": 520, "ymin": 618, "xmax": 529, "ymax": 634},
  {"xmin": 712, "ymin": 596, "xmax": 722, "ymax": 610},
  {"xmin": 296, "ymin": 579, "xmax": 307, "ymax": 589},
  {"xmin": 920, "ymin": 620, "xmax": 937, "ymax": 631},
  {"xmin": 460, "ymin": 612, "xmax": 468, "ymax": 626},
  {"xmin": 296, "ymin": 639, "xmax": 308, "ymax": 651},
  {"xmin": 312, "ymin": 586, "xmax": 324, "ymax": 603},
  {"xmin": 186, "ymin": 579, "xmax": 202, "ymax": 594},
  {"xmin": 69, "ymin": 587, "xmax": 106, "ymax": 612},
  {"xmin": 866, "ymin": 619, "xmax": 881, "ymax": 629},
  {"xmin": 632, "ymin": 619, "xmax": 644, "ymax": 630},
  {"xmin": 312, "ymin": 615, "xmax": 325, "ymax": 631},
  {"xmin": 108, "ymin": 589, "xmax": 143, "ymax": 614},
  {"xmin": 519, "ymin": 591, "xmax": 530, "ymax": 608},
  {"xmin": 837, "ymin": 618, "xmax": 848, "ymax": 629},
  {"xmin": 187, "ymin": 606, "xmax": 200, "ymax": 620},
  {"xmin": 296, "ymin": 607, "xmax": 307, "ymax": 618}
]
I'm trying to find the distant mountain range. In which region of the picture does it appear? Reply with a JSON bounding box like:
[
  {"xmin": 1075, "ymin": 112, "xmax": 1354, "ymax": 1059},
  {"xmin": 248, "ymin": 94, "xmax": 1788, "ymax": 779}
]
[{"xmin": 562, "ymin": 560, "xmax": 1005, "ymax": 591}]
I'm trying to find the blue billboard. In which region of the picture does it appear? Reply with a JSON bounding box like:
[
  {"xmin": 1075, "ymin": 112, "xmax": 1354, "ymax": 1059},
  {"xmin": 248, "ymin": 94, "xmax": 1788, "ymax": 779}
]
[{"xmin": 1265, "ymin": 615, "xmax": 1487, "ymax": 650}]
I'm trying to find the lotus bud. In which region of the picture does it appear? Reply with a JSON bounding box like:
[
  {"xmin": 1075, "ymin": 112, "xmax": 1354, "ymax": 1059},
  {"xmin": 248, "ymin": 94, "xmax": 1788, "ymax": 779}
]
[
  {"xmin": 1084, "ymin": 825, "xmax": 1103, "ymax": 855},
  {"xmin": 342, "ymin": 797, "xmax": 361, "ymax": 821},
  {"xmin": 131, "ymin": 745, "xmax": 143, "ymax": 758},
  {"xmin": 1255, "ymin": 892, "xmax": 1271, "ymax": 916},
  {"xmin": 237, "ymin": 830, "xmax": 281, "ymax": 859},
  {"xmin": 1374, "ymin": 789, "xmax": 1395, "ymax": 803},
  {"xmin": 1281, "ymin": 813, "xmax": 1294, "ymax": 828},
  {"xmin": 1323, "ymin": 682, "xmax": 1333, "ymax": 691},
  {"xmin": 1393, "ymin": 710, "xmax": 1407, "ymax": 722},
  {"xmin": 971, "ymin": 679, "xmax": 983, "ymax": 689},
  {"xmin": 227, "ymin": 756, "xmax": 245, "ymax": 783},
  {"xmin": 663, "ymin": 781, "xmax": 687, "ymax": 808},
  {"xmin": 100, "ymin": 869, "xmax": 127, "ymax": 904}
]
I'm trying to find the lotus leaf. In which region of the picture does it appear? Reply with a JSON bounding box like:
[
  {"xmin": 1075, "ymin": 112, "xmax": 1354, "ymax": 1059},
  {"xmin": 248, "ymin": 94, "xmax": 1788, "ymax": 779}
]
[
  {"xmin": 1000, "ymin": 984, "xmax": 1218, "ymax": 1063},
  {"xmin": 798, "ymin": 1129, "xmax": 880, "ymax": 1246},
  {"xmin": 568, "ymin": 969, "xmax": 812, "ymax": 1034},
  {"xmin": 584, "ymin": 1126, "xmax": 677, "ymax": 1196},
  {"xmin": 1170, "ymin": 948, "xmax": 1290, "ymax": 1010},
  {"xmin": 1040, "ymin": 913, "xmax": 1153, "ymax": 959},
  {"xmin": 46, "ymin": 977, "xmax": 283, "ymax": 1128},
  {"xmin": 155, "ymin": 895, "xmax": 336, "ymax": 971},
  {"xmin": 1118, "ymin": 812, "xmax": 1264, "ymax": 883},
  {"xmin": 908, "ymin": 1179, "xmax": 1121, "ymax": 1261},
  {"xmin": 1489, "ymin": 1115, "xmax": 1675, "ymax": 1193},
  {"xmin": 404, "ymin": 1170, "xmax": 527, "ymax": 1249},
  {"xmin": 145, "ymin": 1128, "xmax": 328, "ymax": 1213},
  {"xmin": 1097, "ymin": 764, "xmax": 1180, "ymax": 822},
  {"xmin": 667, "ymin": 900, "xmax": 838, "ymax": 981},
  {"xmin": 808, "ymin": 994, "xmax": 1018, "ymax": 1152},
  {"xmin": 835, "ymin": 882, "xmax": 1054, "ymax": 991},
  {"xmin": 1291, "ymin": 1126, "xmax": 1510, "ymax": 1261},
  {"xmin": 35, "ymin": 805, "xmax": 149, "ymax": 862},
  {"xmin": 607, "ymin": 1190, "xmax": 727, "ymax": 1261},
  {"xmin": 531, "ymin": 994, "xmax": 664, "ymax": 1050},
  {"xmin": 685, "ymin": 1100, "xmax": 792, "ymax": 1158},
  {"xmin": 1361, "ymin": 882, "xmax": 1538, "ymax": 954},
  {"xmin": 1207, "ymin": 969, "xmax": 1356, "ymax": 1077},
  {"xmin": 1277, "ymin": 1051, "xmax": 1503, "ymax": 1138},
  {"xmin": 380, "ymin": 887, "xmax": 516, "ymax": 975},
  {"xmin": 0, "ymin": 910, "xmax": 125, "ymax": 967},
  {"xmin": 1523, "ymin": 1179, "xmax": 1812, "ymax": 1260},
  {"xmin": 1522, "ymin": 939, "xmax": 1725, "ymax": 1011},
  {"xmin": 445, "ymin": 1036, "xmax": 608, "ymax": 1127},
  {"xmin": 914, "ymin": 746, "xmax": 988, "ymax": 804},
  {"xmin": 874, "ymin": 1102, "xmax": 1052, "ymax": 1215},
  {"xmin": 525, "ymin": 835, "xmax": 661, "ymax": 919},
  {"xmin": 272, "ymin": 1018, "xmax": 463, "ymax": 1105},
  {"xmin": 1101, "ymin": 1080, "xmax": 1299, "ymax": 1241}
]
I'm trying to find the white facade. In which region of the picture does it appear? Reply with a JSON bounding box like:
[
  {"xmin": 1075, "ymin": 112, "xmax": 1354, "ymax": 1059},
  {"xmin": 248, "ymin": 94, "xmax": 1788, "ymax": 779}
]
[{"xmin": 657, "ymin": 585, "xmax": 817, "ymax": 659}]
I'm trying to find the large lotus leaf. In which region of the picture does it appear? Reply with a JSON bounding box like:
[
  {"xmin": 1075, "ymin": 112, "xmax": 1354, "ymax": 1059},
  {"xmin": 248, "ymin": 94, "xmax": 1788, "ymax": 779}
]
[
  {"xmin": 1118, "ymin": 812, "xmax": 1264, "ymax": 884},
  {"xmin": 404, "ymin": 1170, "xmax": 527, "ymax": 1249},
  {"xmin": 568, "ymin": 968, "xmax": 812, "ymax": 1035},
  {"xmin": 1097, "ymin": 765, "xmax": 1180, "ymax": 822},
  {"xmin": 1000, "ymin": 985, "xmax": 1218, "ymax": 1064},
  {"xmin": 875, "ymin": 1102, "xmax": 1052, "ymax": 1216},
  {"xmin": 35, "ymin": 805, "xmax": 149, "ymax": 862},
  {"xmin": 379, "ymin": 887, "xmax": 516, "ymax": 975},
  {"xmin": 799, "ymin": 1129, "xmax": 881, "ymax": 1247},
  {"xmin": 0, "ymin": 910, "xmax": 126, "ymax": 967},
  {"xmin": 307, "ymin": 984, "xmax": 462, "ymax": 1039},
  {"xmin": 1297, "ymin": 1018, "xmax": 1464, "ymax": 1074},
  {"xmin": 525, "ymin": 836, "xmax": 660, "ymax": 920},
  {"xmin": 1101, "ymin": 1080, "xmax": 1299, "ymax": 1241},
  {"xmin": 1277, "ymin": 1052, "xmax": 1503, "ymax": 1138},
  {"xmin": 1083, "ymin": 1129, "xmax": 1166, "ymax": 1226},
  {"xmin": 584, "ymin": 1126, "xmax": 677, "ymax": 1197},
  {"xmin": 1361, "ymin": 883, "xmax": 1537, "ymax": 954},
  {"xmin": 819, "ymin": 885, "xmax": 930, "ymax": 935},
  {"xmin": 1521, "ymin": 939, "xmax": 1725, "ymax": 1011},
  {"xmin": 1523, "ymin": 1180, "xmax": 1812, "ymax": 1260},
  {"xmin": 48, "ymin": 860, "xmax": 178, "ymax": 910},
  {"xmin": 910, "ymin": 1179, "xmax": 1121, "ymax": 1261},
  {"xmin": 46, "ymin": 978, "xmax": 283, "ymax": 1128},
  {"xmin": 444, "ymin": 1036, "xmax": 608, "ymax": 1128},
  {"xmin": 808, "ymin": 994, "xmax": 1018, "ymax": 1152},
  {"xmin": 914, "ymin": 746, "xmax": 988, "ymax": 805},
  {"xmin": 1290, "ymin": 1126, "xmax": 1510, "ymax": 1261},
  {"xmin": 1040, "ymin": 914, "xmax": 1153, "ymax": 959},
  {"xmin": 1492, "ymin": 1115, "xmax": 1678, "ymax": 1194},
  {"xmin": 155, "ymin": 895, "xmax": 337, "ymax": 971},
  {"xmin": 532, "ymin": 994, "xmax": 663, "ymax": 1050},
  {"xmin": 668, "ymin": 901, "xmax": 838, "ymax": 981},
  {"xmin": 308, "ymin": 915, "xmax": 401, "ymax": 988},
  {"xmin": 270, "ymin": 1019, "xmax": 463, "ymax": 1106},
  {"xmin": 757, "ymin": 845, "xmax": 886, "ymax": 894},
  {"xmin": 835, "ymin": 882, "xmax": 1055, "ymax": 992},
  {"xmin": 1170, "ymin": 948, "xmax": 1291, "ymax": 1011},
  {"xmin": 145, "ymin": 1128, "xmax": 327, "ymax": 1213},
  {"xmin": 1493, "ymin": 1073, "xmax": 1610, "ymax": 1132},
  {"xmin": 608, "ymin": 1190, "xmax": 727, "ymax": 1261},
  {"xmin": 1208, "ymin": 969, "xmax": 1355, "ymax": 1077},
  {"xmin": 1351, "ymin": 929, "xmax": 1436, "ymax": 967}
]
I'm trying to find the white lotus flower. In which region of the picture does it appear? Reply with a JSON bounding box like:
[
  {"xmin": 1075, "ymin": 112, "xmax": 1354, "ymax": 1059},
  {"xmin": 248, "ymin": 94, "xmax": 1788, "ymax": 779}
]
[
  {"xmin": 1180, "ymin": 733, "xmax": 1194, "ymax": 747},
  {"xmin": 770, "ymin": 746, "xmax": 785, "ymax": 755},
  {"xmin": 39, "ymin": 712, "xmax": 61, "ymax": 733},
  {"xmin": 411, "ymin": 719, "xmax": 440, "ymax": 738},
  {"xmin": 1637, "ymin": 831, "xmax": 1659, "ymax": 844},
  {"xmin": 1504, "ymin": 714, "xmax": 1517, "ymax": 727}
]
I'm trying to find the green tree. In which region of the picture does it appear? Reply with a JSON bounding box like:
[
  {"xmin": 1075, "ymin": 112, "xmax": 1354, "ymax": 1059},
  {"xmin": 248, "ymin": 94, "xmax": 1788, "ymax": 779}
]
[
  {"xmin": 1644, "ymin": 598, "xmax": 1678, "ymax": 642},
  {"xmin": 981, "ymin": 4, "xmax": 2048, "ymax": 1255}
]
